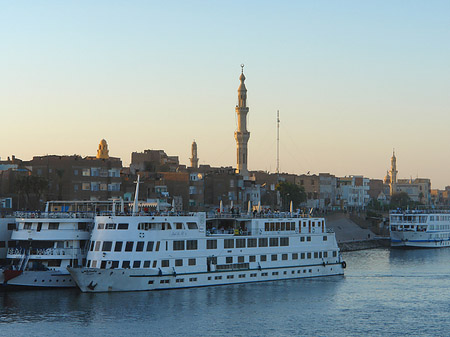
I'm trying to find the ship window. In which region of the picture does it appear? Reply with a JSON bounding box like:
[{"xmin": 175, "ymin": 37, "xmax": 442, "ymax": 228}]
[
  {"xmin": 324, "ymin": 252, "xmax": 328, "ymax": 258},
  {"xmin": 175, "ymin": 223, "xmax": 183, "ymax": 230},
  {"xmin": 143, "ymin": 261, "xmax": 151, "ymax": 268},
  {"xmin": 90, "ymin": 241, "xmax": 95, "ymax": 251},
  {"xmin": 186, "ymin": 240, "xmax": 198, "ymax": 250},
  {"xmin": 281, "ymin": 222, "xmax": 285, "ymax": 231},
  {"xmin": 118, "ymin": 223, "xmax": 128, "ymax": 230},
  {"xmin": 175, "ymin": 259, "xmax": 183, "ymax": 266},
  {"xmin": 148, "ymin": 280, "xmax": 154, "ymax": 284},
  {"xmin": 207, "ymin": 239, "xmax": 217, "ymax": 249},
  {"xmin": 97, "ymin": 223, "xmax": 105, "ymax": 230},
  {"xmin": 307, "ymin": 237, "xmax": 311, "ymax": 242},
  {"xmin": 133, "ymin": 261, "xmax": 141, "ymax": 268},
  {"xmin": 236, "ymin": 239, "xmax": 246, "ymax": 248},
  {"xmin": 269, "ymin": 238, "xmax": 279, "ymax": 247},
  {"xmin": 282, "ymin": 254, "xmax": 288, "ymax": 260},
  {"xmin": 224, "ymin": 239, "xmax": 234, "ymax": 249},
  {"xmin": 249, "ymin": 255, "xmax": 256, "ymax": 262},
  {"xmin": 78, "ymin": 223, "xmax": 87, "ymax": 231},
  {"xmin": 152, "ymin": 261, "xmax": 157, "ymax": 268},
  {"xmin": 146, "ymin": 241, "xmax": 154, "ymax": 252},
  {"xmin": 48, "ymin": 259, "xmax": 61, "ymax": 267},
  {"xmin": 105, "ymin": 223, "xmax": 116, "ymax": 230},
  {"xmin": 100, "ymin": 261, "xmax": 107, "ymax": 269},
  {"xmin": 122, "ymin": 261, "xmax": 130, "ymax": 268},
  {"xmin": 271, "ymin": 254, "xmax": 278, "ymax": 261},
  {"xmin": 314, "ymin": 252, "xmax": 318, "ymax": 258},
  {"xmin": 251, "ymin": 273, "xmax": 257, "ymax": 277},
  {"xmin": 301, "ymin": 253, "xmax": 305, "ymax": 259},
  {"xmin": 272, "ymin": 272, "xmax": 278, "ymax": 276},
  {"xmin": 173, "ymin": 240, "xmax": 185, "ymax": 251},
  {"xmin": 265, "ymin": 223, "xmax": 270, "ymax": 231},
  {"xmin": 323, "ymin": 236, "xmax": 327, "ymax": 241},
  {"xmin": 189, "ymin": 277, "xmax": 197, "ymax": 282},
  {"xmin": 0, "ymin": 241, "xmax": 5, "ymax": 248},
  {"xmin": 260, "ymin": 255, "xmax": 267, "ymax": 262},
  {"xmin": 102, "ymin": 241, "xmax": 112, "ymax": 252},
  {"xmin": 270, "ymin": 223, "xmax": 275, "ymax": 231},
  {"xmin": 136, "ymin": 241, "xmax": 144, "ymax": 252},
  {"xmin": 49, "ymin": 223, "xmax": 59, "ymax": 230},
  {"xmin": 239, "ymin": 274, "xmax": 245, "ymax": 278},
  {"xmin": 307, "ymin": 253, "xmax": 312, "ymax": 259},
  {"xmin": 125, "ymin": 241, "xmax": 134, "ymax": 252},
  {"xmin": 226, "ymin": 257, "xmax": 233, "ymax": 264},
  {"xmin": 238, "ymin": 256, "xmax": 244, "ymax": 263},
  {"xmin": 333, "ymin": 251, "xmax": 337, "ymax": 257},
  {"xmin": 162, "ymin": 260, "xmax": 169, "ymax": 267},
  {"xmin": 280, "ymin": 237, "xmax": 289, "ymax": 246},
  {"xmin": 247, "ymin": 238, "xmax": 257, "ymax": 248},
  {"xmin": 8, "ymin": 223, "xmax": 16, "ymax": 231},
  {"xmin": 94, "ymin": 241, "xmax": 101, "ymax": 251},
  {"xmin": 155, "ymin": 241, "xmax": 160, "ymax": 251},
  {"xmin": 188, "ymin": 258, "xmax": 196, "ymax": 266},
  {"xmin": 214, "ymin": 276, "xmax": 222, "ymax": 280},
  {"xmin": 91, "ymin": 260, "xmax": 97, "ymax": 268},
  {"xmin": 111, "ymin": 261, "xmax": 119, "ymax": 269},
  {"xmin": 227, "ymin": 275, "xmax": 234, "ymax": 279},
  {"xmin": 259, "ymin": 238, "xmax": 268, "ymax": 247},
  {"xmin": 187, "ymin": 222, "xmax": 198, "ymax": 229},
  {"xmin": 114, "ymin": 241, "xmax": 123, "ymax": 252},
  {"xmin": 292, "ymin": 253, "xmax": 298, "ymax": 260},
  {"xmin": 262, "ymin": 272, "xmax": 268, "ymax": 276},
  {"xmin": 319, "ymin": 252, "xmax": 322, "ymax": 258}
]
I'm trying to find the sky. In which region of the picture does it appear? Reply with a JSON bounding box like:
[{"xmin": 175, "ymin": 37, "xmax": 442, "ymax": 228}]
[{"xmin": 1, "ymin": 1, "xmax": 449, "ymax": 188}]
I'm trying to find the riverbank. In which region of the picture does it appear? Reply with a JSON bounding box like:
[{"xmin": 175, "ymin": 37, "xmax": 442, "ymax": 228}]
[{"xmin": 325, "ymin": 212, "xmax": 390, "ymax": 252}]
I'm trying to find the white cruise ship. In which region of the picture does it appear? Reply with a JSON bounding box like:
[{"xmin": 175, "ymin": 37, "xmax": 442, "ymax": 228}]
[
  {"xmin": 68, "ymin": 211, "xmax": 345, "ymax": 292},
  {"xmin": 390, "ymin": 210, "xmax": 450, "ymax": 248},
  {"xmin": 3, "ymin": 201, "xmax": 115, "ymax": 288}
]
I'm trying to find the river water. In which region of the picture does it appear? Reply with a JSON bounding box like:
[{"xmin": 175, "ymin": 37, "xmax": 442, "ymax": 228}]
[{"xmin": 1, "ymin": 248, "xmax": 450, "ymax": 336}]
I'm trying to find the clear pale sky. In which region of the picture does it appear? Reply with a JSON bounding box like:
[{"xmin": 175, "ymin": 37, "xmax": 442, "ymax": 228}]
[{"xmin": 1, "ymin": 1, "xmax": 449, "ymax": 188}]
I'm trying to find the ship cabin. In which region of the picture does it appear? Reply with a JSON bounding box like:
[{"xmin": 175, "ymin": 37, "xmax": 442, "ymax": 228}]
[{"xmin": 390, "ymin": 211, "xmax": 450, "ymax": 233}]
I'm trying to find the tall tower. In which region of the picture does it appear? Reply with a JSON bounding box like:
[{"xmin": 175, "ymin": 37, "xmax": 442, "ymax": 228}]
[
  {"xmin": 190, "ymin": 140, "xmax": 199, "ymax": 168},
  {"xmin": 234, "ymin": 64, "xmax": 250, "ymax": 178},
  {"xmin": 389, "ymin": 149, "xmax": 397, "ymax": 195},
  {"xmin": 96, "ymin": 139, "xmax": 110, "ymax": 159}
]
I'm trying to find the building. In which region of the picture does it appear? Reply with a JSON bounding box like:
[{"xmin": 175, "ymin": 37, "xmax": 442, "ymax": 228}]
[
  {"xmin": 337, "ymin": 175, "xmax": 370, "ymax": 210},
  {"xmin": 27, "ymin": 140, "xmax": 122, "ymax": 202}
]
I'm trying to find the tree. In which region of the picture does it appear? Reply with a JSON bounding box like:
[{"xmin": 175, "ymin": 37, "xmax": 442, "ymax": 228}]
[
  {"xmin": 276, "ymin": 181, "xmax": 306, "ymax": 211},
  {"xmin": 390, "ymin": 192, "xmax": 414, "ymax": 209},
  {"xmin": 15, "ymin": 175, "xmax": 48, "ymax": 210}
]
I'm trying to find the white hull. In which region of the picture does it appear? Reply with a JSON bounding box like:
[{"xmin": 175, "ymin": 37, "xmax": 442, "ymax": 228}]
[
  {"xmin": 4, "ymin": 270, "xmax": 76, "ymax": 288},
  {"xmin": 69, "ymin": 262, "xmax": 344, "ymax": 293},
  {"xmin": 391, "ymin": 231, "xmax": 450, "ymax": 248}
]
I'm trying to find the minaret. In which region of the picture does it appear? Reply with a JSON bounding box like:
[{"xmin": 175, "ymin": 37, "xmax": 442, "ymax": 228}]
[
  {"xmin": 389, "ymin": 149, "xmax": 397, "ymax": 195},
  {"xmin": 96, "ymin": 139, "xmax": 110, "ymax": 159},
  {"xmin": 234, "ymin": 64, "xmax": 250, "ymax": 178},
  {"xmin": 190, "ymin": 140, "xmax": 199, "ymax": 168}
]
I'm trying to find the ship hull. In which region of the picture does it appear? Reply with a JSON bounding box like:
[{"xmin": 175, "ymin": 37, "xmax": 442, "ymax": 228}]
[{"xmin": 69, "ymin": 263, "xmax": 344, "ymax": 293}]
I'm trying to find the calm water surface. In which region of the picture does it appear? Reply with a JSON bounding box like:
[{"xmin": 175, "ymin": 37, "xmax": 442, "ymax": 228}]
[{"xmin": 2, "ymin": 248, "xmax": 450, "ymax": 336}]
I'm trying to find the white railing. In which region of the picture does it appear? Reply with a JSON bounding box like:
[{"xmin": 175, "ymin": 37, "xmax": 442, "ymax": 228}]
[{"xmin": 8, "ymin": 247, "xmax": 83, "ymax": 257}]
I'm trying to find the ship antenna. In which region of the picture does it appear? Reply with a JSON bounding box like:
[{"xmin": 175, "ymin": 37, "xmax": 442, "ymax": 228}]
[
  {"xmin": 132, "ymin": 175, "xmax": 140, "ymax": 216},
  {"xmin": 276, "ymin": 110, "xmax": 280, "ymax": 179}
]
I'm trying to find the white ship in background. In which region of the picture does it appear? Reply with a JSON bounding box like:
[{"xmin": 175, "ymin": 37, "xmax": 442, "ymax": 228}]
[
  {"xmin": 2, "ymin": 200, "xmax": 117, "ymax": 288},
  {"xmin": 390, "ymin": 210, "xmax": 450, "ymax": 248}
]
